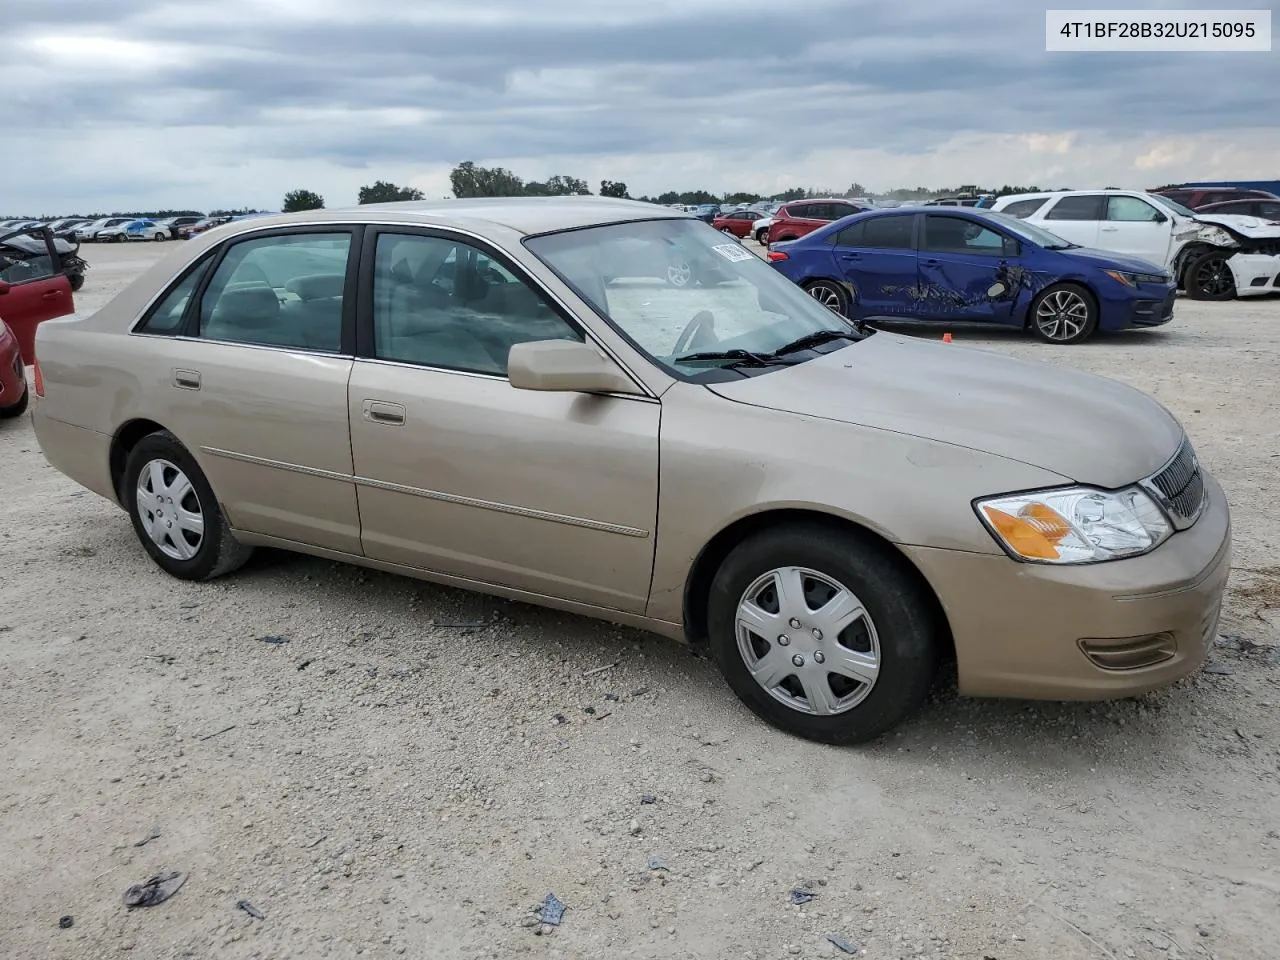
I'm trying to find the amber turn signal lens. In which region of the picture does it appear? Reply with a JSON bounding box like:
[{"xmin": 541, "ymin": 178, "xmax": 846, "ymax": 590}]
[{"xmin": 981, "ymin": 504, "xmax": 1070, "ymax": 560}]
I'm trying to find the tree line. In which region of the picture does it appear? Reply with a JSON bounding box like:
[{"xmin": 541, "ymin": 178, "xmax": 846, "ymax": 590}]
[{"xmin": 276, "ymin": 164, "xmax": 1057, "ymax": 213}]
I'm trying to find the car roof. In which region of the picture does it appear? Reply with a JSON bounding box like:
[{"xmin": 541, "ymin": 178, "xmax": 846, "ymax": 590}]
[
  {"xmin": 196, "ymin": 197, "xmax": 686, "ymax": 237},
  {"xmin": 995, "ymin": 189, "xmax": 1153, "ymax": 202}
]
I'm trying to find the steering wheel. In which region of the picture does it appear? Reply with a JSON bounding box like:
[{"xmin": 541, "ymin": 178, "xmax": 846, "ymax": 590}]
[{"xmin": 672, "ymin": 310, "xmax": 718, "ymax": 356}]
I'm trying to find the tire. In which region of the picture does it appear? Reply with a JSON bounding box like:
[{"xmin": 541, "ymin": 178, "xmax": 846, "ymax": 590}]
[
  {"xmin": 1028, "ymin": 282, "xmax": 1097, "ymax": 344},
  {"xmin": 754, "ymin": 229, "xmax": 768, "ymax": 244},
  {"xmin": 803, "ymin": 279, "xmax": 851, "ymax": 317},
  {"xmin": 0, "ymin": 383, "xmax": 29, "ymax": 419},
  {"xmin": 1184, "ymin": 251, "xmax": 1236, "ymax": 301},
  {"xmin": 706, "ymin": 523, "xmax": 940, "ymax": 744},
  {"xmin": 123, "ymin": 430, "xmax": 253, "ymax": 580},
  {"xmin": 153, "ymin": 231, "xmax": 166, "ymax": 241}
]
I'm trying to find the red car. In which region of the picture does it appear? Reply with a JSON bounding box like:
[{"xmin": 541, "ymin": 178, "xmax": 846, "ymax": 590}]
[
  {"xmin": 711, "ymin": 209, "xmax": 766, "ymax": 238},
  {"xmin": 0, "ymin": 228, "xmax": 75, "ymax": 416},
  {"xmin": 1152, "ymin": 186, "xmax": 1279, "ymax": 210},
  {"xmin": 767, "ymin": 198, "xmax": 869, "ymax": 244}
]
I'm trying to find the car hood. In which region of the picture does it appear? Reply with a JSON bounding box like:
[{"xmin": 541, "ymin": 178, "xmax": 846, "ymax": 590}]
[
  {"xmin": 1193, "ymin": 213, "xmax": 1280, "ymax": 238},
  {"xmin": 1057, "ymin": 245, "xmax": 1169, "ymax": 275},
  {"xmin": 705, "ymin": 333, "xmax": 1184, "ymax": 488}
]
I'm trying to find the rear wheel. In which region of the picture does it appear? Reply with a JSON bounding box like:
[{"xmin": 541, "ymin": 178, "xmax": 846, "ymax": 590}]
[
  {"xmin": 1184, "ymin": 251, "xmax": 1236, "ymax": 301},
  {"xmin": 123, "ymin": 430, "xmax": 253, "ymax": 580},
  {"xmin": 754, "ymin": 228, "xmax": 768, "ymax": 244},
  {"xmin": 1029, "ymin": 282, "xmax": 1097, "ymax": 344},
  {"xmin": 707, "ymin": 524, "xmax": 940, "ymax": 744},
  {"xmin": 153, "ymin": 231, "xmax": 166, "ymax": 241},
  {"xmin": 803, "ymin": 279, "xmax": 850, "ymax": 317}
]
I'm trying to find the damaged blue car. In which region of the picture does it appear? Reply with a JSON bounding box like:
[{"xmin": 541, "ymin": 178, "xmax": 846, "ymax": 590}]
[{"xmin": 766, "ymin": 207, "xmax": 1176, "ymax": 344}]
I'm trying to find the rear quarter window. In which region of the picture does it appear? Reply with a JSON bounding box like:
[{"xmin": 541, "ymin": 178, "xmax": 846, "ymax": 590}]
[{"xmin": 999, "ymin": 198, "xmax": 1048, "ymax": 218}]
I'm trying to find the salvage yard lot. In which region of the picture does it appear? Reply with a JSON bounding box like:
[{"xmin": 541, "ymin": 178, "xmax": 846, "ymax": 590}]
[{"xmin": 2, "ymin": 242, "xmax": 1278, "ymax": 960}]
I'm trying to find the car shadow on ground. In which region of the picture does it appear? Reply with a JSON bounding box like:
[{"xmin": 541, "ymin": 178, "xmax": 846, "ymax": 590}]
[{"xmin": 224, "ymin": 546, "xmax": 1226, "ymax": 770}]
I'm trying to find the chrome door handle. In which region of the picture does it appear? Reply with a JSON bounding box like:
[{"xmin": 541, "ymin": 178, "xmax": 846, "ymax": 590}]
[
  {"xmin": 172, "ymin": 368, "xmax": 201, "ymax": 390},
  {"xmin": 362, "ymin": 399, "xmax": 406, "ymax": 425}
]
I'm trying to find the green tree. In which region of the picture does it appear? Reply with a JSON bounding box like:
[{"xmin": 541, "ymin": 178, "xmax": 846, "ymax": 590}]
[
  {"xmin": 723, "ymin": 191, "xmax": 762, "ymax": 204},
  {"xmin": 525, "ymin": 174, "xmax": 591, "ymax": 196},
  {"xmin": 358, "ymin": 180, "xmax": 425, "ymax": 204},
  {"xmin": 449, "ymin": 161, "xmax": 526, "ymax": 197},
  {"xmin": 282, "ymin": 189, "xmax": 325, "ymax": 212},
  {"xmin": 599, "ymin": 179, "xmax": 630, "ymax": 198}
]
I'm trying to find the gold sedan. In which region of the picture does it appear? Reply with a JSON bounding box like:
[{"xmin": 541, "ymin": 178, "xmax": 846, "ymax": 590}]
[{"xmin": 30, "ymin": 199, "xmax": 1230, "ymax": 743}]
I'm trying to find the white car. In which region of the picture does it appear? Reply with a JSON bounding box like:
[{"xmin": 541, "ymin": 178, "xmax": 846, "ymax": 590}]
[
  {"xmin": 992, "ymin": 189, "xmax": 1280, "ymax": 300},
  {"xmin": 75, "ymin": 217, "xmax": 133, "ymax": 241}
]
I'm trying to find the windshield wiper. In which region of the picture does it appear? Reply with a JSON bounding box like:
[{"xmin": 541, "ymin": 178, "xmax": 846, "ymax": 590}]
[
  {"xmin": 672, "ymin": 348, "xmax": 797, "ymax": 368},
  {"xmin": 770, "ymin": 328, "xmax": 863, "ymax": 356}
]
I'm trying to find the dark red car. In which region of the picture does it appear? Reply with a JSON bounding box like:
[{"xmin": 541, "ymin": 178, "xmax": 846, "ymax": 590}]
[
  {"xmin": 1152, "ymin": 186, "xmax": 1279, "ymax": 209},
  {"xmin": 1, "ymin": 227, "xmax": 75, "ymax": 417},
  {"xmin": 767, "ymin": 199, "xmax": 869, "ymax": 244},
  {"xmin": 1193, "ymin": 198, "xmax": 1280, "ymax": 219},
  {"xmin": 711, "ymin": 209, "xmax": 766, "ymax": 238}
]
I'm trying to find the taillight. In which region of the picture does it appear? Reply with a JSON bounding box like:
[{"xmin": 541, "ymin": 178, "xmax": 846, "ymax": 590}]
[
  {"xmin": 33, "ymin": 357, "xmax": 45, "ymax": 397},
  {"xmin": 767, "ymin": 251, "xmax": 789, "ymax": 262}
]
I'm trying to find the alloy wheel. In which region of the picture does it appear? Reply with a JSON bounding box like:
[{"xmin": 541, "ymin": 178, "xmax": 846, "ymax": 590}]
[
  {"xmin": 135, "ymin": 459, "xmax": 205, "ymax": 561},
  {"xmin": 806, "ymin": 283, "xmax": 844, "ymax": 313},
  {"xmin": 735, "ymin": 566, "xmax": 881, "ymax": 715},
  {"xmin": 1193, "ymin": 255, "xmax": 1234, "ymax": 298},
  {"xmin": 1035, "ymin": 289, "xmax": 1089, "ymax": 341}
]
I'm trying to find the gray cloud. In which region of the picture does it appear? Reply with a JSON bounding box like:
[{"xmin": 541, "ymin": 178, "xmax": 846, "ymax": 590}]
[{"xmin": 2, "ymin": 0, "xmax": 1277, "ymax": 211}]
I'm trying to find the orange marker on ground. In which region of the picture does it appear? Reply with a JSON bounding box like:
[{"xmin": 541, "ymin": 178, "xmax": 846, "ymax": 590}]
[{"xmin": 942, "ymin": 332, "xmax": 952, "ymax": 343}]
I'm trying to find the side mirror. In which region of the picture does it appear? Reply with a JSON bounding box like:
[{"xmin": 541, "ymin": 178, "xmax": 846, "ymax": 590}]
[
  {"xmin": 508, "ymin": 339, "xmax": 644, "ymax": 395},
  {"xmin": 0, "ymin": 280, "xmax": 9, "ymax": 295},
  {"xmin": 1152, "ymin": 212, "xmax": 1168, "ymax": 223}
]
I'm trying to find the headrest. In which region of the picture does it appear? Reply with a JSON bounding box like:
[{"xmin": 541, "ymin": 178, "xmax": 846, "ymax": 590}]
[
  {"xmin": 286, "ymin": 273, "xmax": 345, "ymax": 300},
  {"xmin": 213, "ymin": 284, "xmax": 279, "ymax": 327}
]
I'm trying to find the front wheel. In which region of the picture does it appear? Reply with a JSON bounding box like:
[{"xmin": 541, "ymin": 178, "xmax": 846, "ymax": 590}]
[
  {"xmin": 153, "ymin": 231, "xmax": 166, "ymax": 241},
  {"xmin": 1029, "ymin": 282, "xmax": 1097, "ymax": 344},
  {"xmin": 1184, "ymin": 251, "xmax": 1236, "ymax": 301},
  {"xmin": 123, "ymin": 430, "xmax": 253, "ymax": 580},
  {"xmin": 707, "ymin": 524, "xmax": 940, "ymax": 744}
]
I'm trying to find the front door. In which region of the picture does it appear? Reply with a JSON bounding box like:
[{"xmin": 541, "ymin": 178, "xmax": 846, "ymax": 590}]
[
  {"xmin": 134, "ymin": 227, "xmax": 362, "ymax": 553},
  {"xmin": 831, "ymin": 213, "xmax": 917, "ymax": 318},
  {"xmin": 0, "ymin": 228, "xmax": 71, "ymax": 362},
  {"xmin": 347, "ymin": 228, "xmax": 660, "ymax": 613},
  {"xmin": 916, "ymin": 214, "xmax": 1018, "ymax": 324},
  {"xmin": 1100, "ymin": 195, "xmax": 1173, "ymax": 268}
]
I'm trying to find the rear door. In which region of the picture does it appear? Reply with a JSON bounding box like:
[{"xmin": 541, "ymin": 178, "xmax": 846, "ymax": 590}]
[
  {"xmin": 1100, "ymin": 195, "xmax": 1173, "ymax": 268},
  {"xmin": 832, "ymin": 214, "xmax": 918, "ymax": 317},
  {"xmin": 917, "ymin": 215, "xmax": 1018, "ymax": 323},
  {"xmin": 1039, "ymin": 194, "xmax": 1104, "ymax": 248},
  {"xmin": 132, "ymin": 226, "xmax": 362, "ymax": 552}
]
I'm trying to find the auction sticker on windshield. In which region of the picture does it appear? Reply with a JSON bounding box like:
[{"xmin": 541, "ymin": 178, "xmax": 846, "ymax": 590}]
[
  {"xmin": 1046, "ymin": 9, "xmax": 1271, "ymax": 51},
  {"xmin": 711, "ymin": 243, "xmax": 754, "ymax": 262}
]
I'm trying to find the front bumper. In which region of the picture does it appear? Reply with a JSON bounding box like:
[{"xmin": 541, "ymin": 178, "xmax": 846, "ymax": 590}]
[
  {"xmin": 901, "ymin": 473, "xmax": 1231, "ymax": 700},
  {"xmin": 1226, "ymin": 253, "xmax": 1280, "ymax": 297},
  {"xmin": 1127, "ymin": 285, "xmax": 1177, "ymax": 327}
]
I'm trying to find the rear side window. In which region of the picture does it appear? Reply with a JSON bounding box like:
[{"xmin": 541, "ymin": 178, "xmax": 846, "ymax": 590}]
[
  {"xmin": 1258, "ymin": 202, "xmax": 1280, "ymax": 217},
  {"xmin": 135, "ymin": 257, "xmax": 214, "ymax": 334},
  {"xmin": 861, "ymin": 215, "xmax": 914, "ymax": 249},
  {"xmin": 999, "ymin": 198, "xmax": 1047, "ymax": 218},
  {"xmin": 1045, "ymin": 195, "xmax": 1105, "ymax": 221},
  {"xmin": 197, "ymin": 232, "xmax": 352, "ymax": 352}
]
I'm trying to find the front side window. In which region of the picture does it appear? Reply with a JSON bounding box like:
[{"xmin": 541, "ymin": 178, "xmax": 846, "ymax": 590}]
[
  {"xmin": 371, "ymin": 233, "xmax": 582, "ymax": 376},
  {"xmin": 525, "ymin": 218, "xmax": 867, "ymax": 382},
  {"xmin": 922, "ymin": 216, "xmax": 1005, "ymax": 254},
  {"xmin": 1106, "ymin": 196, "xmax": 1163, "ymax": 221},
  {"xmin": 198, "ymin": 232, "xmax": 351, "ymax": 351}
]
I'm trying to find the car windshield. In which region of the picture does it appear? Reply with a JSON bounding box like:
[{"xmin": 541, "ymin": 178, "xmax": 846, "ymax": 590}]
[
  {"xmin": 524, "ymin": 218, "xmax": 868, "ymax": 380},
  {"xmin": 983, "ymin": 211, "xmax": 1075, "ymax": 249},
  {"xmin": 1148, "ymin": 194, "xmax": 1197, "ymax": 218}
]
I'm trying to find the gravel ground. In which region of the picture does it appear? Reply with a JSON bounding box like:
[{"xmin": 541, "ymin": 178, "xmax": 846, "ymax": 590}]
[{"xmin": 2, "ymin": 241, "xmax": 1278, "ymax": 960}]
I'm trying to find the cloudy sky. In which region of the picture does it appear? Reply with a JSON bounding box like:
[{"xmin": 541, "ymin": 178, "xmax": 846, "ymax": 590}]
[{"xmin": 3, "ymin": 0, "xmax": 1277, "ymax": 214}]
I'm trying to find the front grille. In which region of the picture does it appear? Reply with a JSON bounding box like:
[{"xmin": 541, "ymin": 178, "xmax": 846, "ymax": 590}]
[{"xmin": 1146, "ymin": 437, "xmax": 1205, "ymax": 528}]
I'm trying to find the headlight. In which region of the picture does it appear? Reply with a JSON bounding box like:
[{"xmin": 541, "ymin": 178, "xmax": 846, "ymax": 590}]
[
  {"xmin": 1103, "ymin": 269, "xmax": 1168, "ymax": 287},
  {"xmin": 975, "ymin": 486, "xmax": 1171, "ymax": 564},
  {"xmin": 1196, "ymin": 225, "xmax": 1235, "ymax": 246}
]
